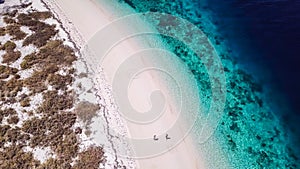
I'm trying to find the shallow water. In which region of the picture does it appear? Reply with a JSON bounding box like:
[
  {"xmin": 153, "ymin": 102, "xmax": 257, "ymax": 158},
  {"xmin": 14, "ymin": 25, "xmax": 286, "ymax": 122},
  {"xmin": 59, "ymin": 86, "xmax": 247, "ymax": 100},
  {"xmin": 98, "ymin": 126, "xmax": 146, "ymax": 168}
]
[{"xmin": 116, "ymin": 0, "xmax": 300, "ymax": 168}]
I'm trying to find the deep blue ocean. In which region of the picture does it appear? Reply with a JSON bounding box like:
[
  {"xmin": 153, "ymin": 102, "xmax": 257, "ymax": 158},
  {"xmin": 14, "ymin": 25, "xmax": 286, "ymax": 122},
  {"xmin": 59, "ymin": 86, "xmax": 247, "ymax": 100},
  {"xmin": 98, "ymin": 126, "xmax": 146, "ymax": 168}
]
[
  {"xmin": 205, "ymin": 0, "xmax": 300, "ymax": 165},
  {"xmin": 203, "ymin": 1, "xmax": 300, "ymax": 167},
  {"xmin": 205, "ymin": 0, "xmax": 300, "ymax": 153},
  {"xmin": 206, "ymin": 0, "xmax": 300, "ymax": 115}
]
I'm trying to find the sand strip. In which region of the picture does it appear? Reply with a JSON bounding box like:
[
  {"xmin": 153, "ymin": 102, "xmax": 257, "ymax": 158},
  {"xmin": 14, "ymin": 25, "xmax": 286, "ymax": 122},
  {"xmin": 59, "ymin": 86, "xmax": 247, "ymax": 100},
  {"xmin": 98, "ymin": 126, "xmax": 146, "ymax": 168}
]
[{"xmin": 47, "ymin": 0, "xmax": 206, "ymax": 168}]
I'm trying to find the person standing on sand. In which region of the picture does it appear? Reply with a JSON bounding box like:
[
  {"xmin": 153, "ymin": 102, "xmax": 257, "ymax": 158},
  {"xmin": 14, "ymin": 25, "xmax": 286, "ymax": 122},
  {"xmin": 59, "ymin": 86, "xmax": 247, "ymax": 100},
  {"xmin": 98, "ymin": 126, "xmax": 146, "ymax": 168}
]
[{"xmin": 166, "ymin": 134, "xmax": 171, "ymax": 140}]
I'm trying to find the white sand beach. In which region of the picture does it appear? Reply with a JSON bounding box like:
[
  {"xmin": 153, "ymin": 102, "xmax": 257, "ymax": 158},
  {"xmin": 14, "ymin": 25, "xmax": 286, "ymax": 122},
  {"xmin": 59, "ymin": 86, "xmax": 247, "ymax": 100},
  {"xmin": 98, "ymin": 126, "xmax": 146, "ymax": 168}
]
[{"xmin": 46, "ymin": 0, "xmax": 206, "ymax": 168}]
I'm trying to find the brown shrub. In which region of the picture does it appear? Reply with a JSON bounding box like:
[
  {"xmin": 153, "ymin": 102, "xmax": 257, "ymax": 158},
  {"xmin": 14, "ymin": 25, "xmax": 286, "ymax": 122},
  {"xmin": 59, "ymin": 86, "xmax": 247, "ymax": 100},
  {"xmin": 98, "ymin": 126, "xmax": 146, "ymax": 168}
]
[
  {"xmin": 14, "ymin": 74, "xmax": 20, "ymax": 79},
  {"xmin": 0, "ymin": 27, "xmax": 5, "ymax": 36},
  {"xmin": 75, "ymin": 127, "xmax": 82, "ymax": 134},
  {"xmin": 38, "ymin": 91, "xmax": 74, "ymax": 115},
  {"xmin": 37, "ymin": 40, "xmax": 76, "ymax": 66},
  {"xmin": 0, "ymin": 65, "xmax": 18, "ymax": 79},
  {"xmin": 28, "ymin": 21, "xmax": 49, "ymax": 32},
  {"xmin": 7, "ymin": 115, "xmax": 20, "ymax": 124},
  {"xmin": 17, "ymin": 13, "xmax": 36, "ymax": 26},
  {"xmin": 22, "ymin": 117, "xmax": 47, "ymax": 139},
  {"xmin": 45, "ymin": 64, "xmax": 59, "ymax": 73},
  {"xmin": 45, "ymin": 112, "xmax": 77, "ymax": 131},
  {"xmin": 4, "ymin": 97, "xmax": 17, "ymax": 105},
  {"xmin": 21, "ymin": 40, "xmax": 76, "ymax": 69},
  {"xmin": 29, "ymin": 11, "xmax": 52, "ymax": 20},
  {"xmin": 0, "ymin": 145, "xmax": 40, "ymax": 168},
  {"xmin": 75, "ymin": 101, "xmax": 100, "ymax": 124},
  {"xmin": 2, "ymin": 50, "xmax": 21, "ymax": 63},
  {"xmin": 10, "ymin": 67, "xmax": 18, "ymax": 74},
  {"xmin": 3, "ymin": 10, "xmax": 18, "ymax": 17},
  {"xmin": 0, "ymin": 73, "xmax": 9, "ymax": 79},
  {"xmin": 5, "ymin": 24, "xmax": 27, "ymax": 40},
  {"xmin": 73, "ymin": 146, "xmax": 105, "ymax": 169},
  {"xmin": 20, "ymin": 53, "xmax": 36, "ymax": 69},
  {"xmin": 0, "ymin": 125, "xmax": 10, "ymax": 137},
  {"xmin": 21, "ymin": 110, "xmax": 78, "ymax": 158},
  {"xmin": 20, "ymin": 97, "xmax": 31, "ymax": 107},
  {"xmin": 0, "ymin": 114, "xmax": 3, "ymax": 124},
  {"xmin": 54, "ymin": 132, "xmax": 79, "ymax": 159},
  {"xmin": 0, "ymin": 65, "xmax": 6, "ymax": 73},
  {"xmin": 2, "ymin": 108, "xmax": 17, "ymax": 117},
  {"xmin": 38, "ymin": 158, "xmax": 70, "ymax": 169},
  {"xmin": 17, "ymin": 12, "xmax": 52, "ymax": 28},
  {"xmin": 5, "ymin": 128, "xmax": 21, "ymax": 143},
  {"xmin": 1, "ymin": 40, "xmax": 16, "ymax": 51},
  {"xmin": 0, "ymin": 65, "xmax": 10, "ymax": 79},
  {"xmin": 3, "ymin": 16, "xmax": 16, "ymax": 24},
  {"xmin": 23, "ymin": 70, "xmax": 48, "ymax": 92},
  {"xmin": 47, "ymin": 74, "xmax": 73, "ymax": 90},
  {"xmin": 0, "ymin": 78, "xmax": 23, "ymax": 97},
  {"xmin": 20, "ymin": 60, "xmax": 30, "ymax": 69},
  {"xmin": 23, "ymin": 24, "xmax": 57, "ymax": 47}
]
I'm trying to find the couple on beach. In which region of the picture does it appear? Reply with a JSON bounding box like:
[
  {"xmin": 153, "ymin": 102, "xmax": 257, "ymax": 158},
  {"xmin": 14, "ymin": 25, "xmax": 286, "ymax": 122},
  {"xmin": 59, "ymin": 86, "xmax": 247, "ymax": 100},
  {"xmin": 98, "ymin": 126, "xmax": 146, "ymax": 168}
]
[{"xmin": 153, "ymin": 134, "xmax": 171, "ymax": 141}]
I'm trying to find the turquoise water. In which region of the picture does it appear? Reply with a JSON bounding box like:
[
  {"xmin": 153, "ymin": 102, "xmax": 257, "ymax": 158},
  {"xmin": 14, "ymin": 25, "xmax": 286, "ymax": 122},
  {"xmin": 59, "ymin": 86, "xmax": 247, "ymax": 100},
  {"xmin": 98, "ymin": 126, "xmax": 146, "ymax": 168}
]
[{"xmin": 117, "ymin": 0, "xmax": 300, "ymax": 168}]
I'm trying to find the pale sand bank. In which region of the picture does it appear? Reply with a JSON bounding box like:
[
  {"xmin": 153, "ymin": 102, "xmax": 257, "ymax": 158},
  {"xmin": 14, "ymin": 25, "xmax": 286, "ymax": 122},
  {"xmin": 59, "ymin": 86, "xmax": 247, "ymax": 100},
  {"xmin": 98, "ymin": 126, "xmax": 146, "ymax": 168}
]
[{"xmin": 49, "ymin": 0, "xmax": 207, "ymax": 168}]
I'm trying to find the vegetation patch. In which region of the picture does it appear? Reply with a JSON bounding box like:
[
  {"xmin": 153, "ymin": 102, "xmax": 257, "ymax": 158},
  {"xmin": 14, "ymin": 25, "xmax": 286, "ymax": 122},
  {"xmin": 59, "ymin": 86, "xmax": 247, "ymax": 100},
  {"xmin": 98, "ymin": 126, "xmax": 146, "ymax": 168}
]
[
  {"xmin": 75, "ymin": 101, "xmax": 100, "ymax": 125},
  {"xmin": 37, "ymin": 40, "xmax": 76, "ymax": 66},
  {"xmin": 7, "ymin": 115, "xmax": 19, "ymax": 124},
  {"xmin": 3, "ymin": 16, "xmax": 16, "ymax": 24},
  {"xmin": 0, "ymin": 3, "xmax": 106, "ymax": 168},
  {"xmin": 0, "ymin": 27, "xmax": 5, "ymax": 36},
  {"xmin": 38, "ymin": 90, "xmax": 74, "ymax": 115},
  {"xmin": 73, "ymin": 146, "xmax": 105, "ymax": 169},
  {"xmin": 5, "ymin": 24, "xmax": 27, "ymax": 40},
  {"xmin": 23, "ymin": 70, "xmax": 48, "ymax": 93},
  {"xmin": 29, "ymin": 11, "xmax": 52, "ymax": 20},
  {"xmin": 20, "ymin": 97, "xmax": 31, "ymax": 107},
  {"xmin": 20, "ymin": 53, "xmax": 36, "ymax": 69},
  {"xmin": 47, "ymin": 74, "xmax": 73, "ymax": 90},
  {"xmin": 23, "ymin": 24, "xmax": 57, "ymax": 47},
  {"xmin": 0, "ymin": 145, "xmax": 41, "ymax": 169},
  {"xmin": 2, "ymin": 50, "xmax": 21, "ymax": 63},
  {"xmin": 17, "ymin": 13, "xmax": 40, "ymax": 27},
  {"xmin": 0, "ymin": 40, "xmax": 17, "ymax": 51},
  {"xmin": 0, "ymin": 65, "xmax": 18, "ymax": 79},
  {"xmin": 0, "ymin": 78, "xmax": 23, "ymax": 98},
  {"xmin": 4, "ymin": 9, "xmax": 18, "ymax": 18},
  {"xmin": 21, "ymin": 40, "xmax": 76, "ymax": 70}
]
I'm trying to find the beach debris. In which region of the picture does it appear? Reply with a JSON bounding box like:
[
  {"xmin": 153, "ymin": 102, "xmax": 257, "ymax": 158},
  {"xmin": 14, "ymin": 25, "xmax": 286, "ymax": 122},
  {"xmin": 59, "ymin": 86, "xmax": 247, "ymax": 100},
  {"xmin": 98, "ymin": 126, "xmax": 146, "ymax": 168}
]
[{"xmin": 153, "ymin": 135, "xmax": 159, "ymax": 141}]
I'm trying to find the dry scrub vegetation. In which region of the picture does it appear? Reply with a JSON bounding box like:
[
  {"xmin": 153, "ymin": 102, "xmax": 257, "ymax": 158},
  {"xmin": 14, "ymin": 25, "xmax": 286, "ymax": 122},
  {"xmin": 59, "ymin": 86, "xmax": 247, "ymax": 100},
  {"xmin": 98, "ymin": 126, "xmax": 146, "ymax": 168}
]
[{"xmin": 0, "ymin": 3, "xmax": 105, "ymax": 168}]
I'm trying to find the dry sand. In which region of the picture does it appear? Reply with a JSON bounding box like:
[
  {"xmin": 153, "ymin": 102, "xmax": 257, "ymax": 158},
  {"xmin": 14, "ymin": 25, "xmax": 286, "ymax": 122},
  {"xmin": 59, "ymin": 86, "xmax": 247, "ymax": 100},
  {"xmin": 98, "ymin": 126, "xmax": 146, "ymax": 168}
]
[{"xmin": 51, "ymin": 0, "xmax": 206, "ymax": 168}]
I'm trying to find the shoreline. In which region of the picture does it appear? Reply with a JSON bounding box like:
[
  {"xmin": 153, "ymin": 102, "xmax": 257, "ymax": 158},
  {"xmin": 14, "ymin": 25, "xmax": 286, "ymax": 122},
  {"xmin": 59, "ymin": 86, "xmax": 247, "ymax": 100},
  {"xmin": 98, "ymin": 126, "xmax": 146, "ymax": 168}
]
[
  {"xmin": 46, "ymin": 0, "xmax": 207, "ymax": 168},
  {"xmin": 43, "ymin": 0, "xmax": 137, "ymax": 168}
]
